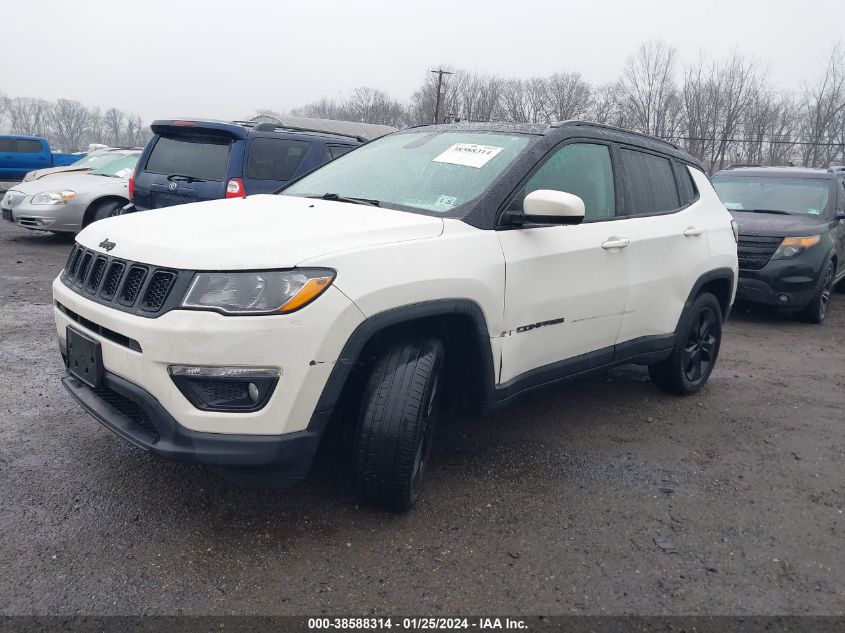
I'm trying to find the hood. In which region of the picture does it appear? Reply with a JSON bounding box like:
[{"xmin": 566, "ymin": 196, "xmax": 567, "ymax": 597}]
[
  {"xmin": 730, "ymin": 210, "xmax": 832, "ymax": 237},
  {"xmin": 76, "ymin": 194, "xmax": 445, "ymax": 269},
  {"xmin": 15, "ymin": 172, "xmax": 127, "ymax": 195},
  {"xmin": 25, "ymin": 165, "xmax": 91, "ymax": 182}
]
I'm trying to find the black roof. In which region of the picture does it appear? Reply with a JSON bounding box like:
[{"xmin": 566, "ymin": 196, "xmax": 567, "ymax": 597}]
[{"xmin": 403, "ymin": 120, "xmax": 701, "ymax": 169}]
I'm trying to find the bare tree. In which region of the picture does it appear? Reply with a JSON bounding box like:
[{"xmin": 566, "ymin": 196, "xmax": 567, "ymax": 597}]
[
  {"xmin": 620, "ymin": 40, "xmax": 681, "ymax": 137},
  {"xmin": 681, "ymin": 52, "xmax": 764, "ymax": 171},
  {"xmin": 46, "ymin": 99, "xmax": 91, "ymax": 152},
  {"xmin": 103, "ymin": 107, "xmax": 126, "ymax": 146},
  {"xmin": 588, "ymin": 82, "xmax": 628, "ymax": 127},
  {"xmin": 799, "ymin": 44, "xmax": 845, "ymax": 166},
  {"xmin": 546, "ymin": 72, "xmax": 592, "ymax": 122},
  {"xmin": 6, "ymin": 97, "xmax": 50, "ymax": 136}
]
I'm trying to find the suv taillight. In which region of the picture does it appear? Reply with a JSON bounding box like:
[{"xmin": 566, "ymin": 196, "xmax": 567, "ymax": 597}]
[
  {"xmin": 128, "ymin": 170, "xmax": 136, "ymax": 200},
  {"xmin": 226, "ymin": 178, "xmax": 245, "ymax": 199}
]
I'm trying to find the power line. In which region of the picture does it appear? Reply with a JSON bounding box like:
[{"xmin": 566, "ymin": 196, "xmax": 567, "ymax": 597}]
[{"xmin": 667, "ymin": 135, "xmax": 844, "ymax": 147}]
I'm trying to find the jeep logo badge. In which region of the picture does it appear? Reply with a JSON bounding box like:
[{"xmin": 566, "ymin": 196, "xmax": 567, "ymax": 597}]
[
  {"xmin": 99, "ymin": 239, "xmax": 116, "ymax": 252},
  {"xmin": 168, "ymin": 181, "xmax": 178, "ymax": 191}
]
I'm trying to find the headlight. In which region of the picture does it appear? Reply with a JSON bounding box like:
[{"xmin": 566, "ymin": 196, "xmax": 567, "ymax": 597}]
[
  {"xmin": 771, "ymin": 235, "xmax": 821, "ymax": 260},
  {"xmin": 31, "ymin": 190, "xmax": 77, "ymax": 205},
  {"xmin": 181, "ymin": 269, "xmax": 335, "ymax": 315}
]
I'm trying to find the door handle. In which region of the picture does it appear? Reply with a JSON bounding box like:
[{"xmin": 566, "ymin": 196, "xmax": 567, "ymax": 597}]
[
  {"xmin": 602, "ymin": 238, "xmax": 630, "ymax": 250},
  {"xmin": 683, "ymin": 226, "xmax": 704, "ymax": 237}
]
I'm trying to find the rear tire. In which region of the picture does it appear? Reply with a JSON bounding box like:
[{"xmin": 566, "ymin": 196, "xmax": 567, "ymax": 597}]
[
  {"xmin": 91, "ymin": 200, "xmax": 126, "ymax": 224},
  {"xmin": 355, "ymin": 337, "xmax": 444, "ymax": 512},
  {"xmin": 798, "ymin": 260, "xmax": 835, "ymax": 324},
  {"xmin": 649, "ymin": 292, "xmax": 723, "ymax": 395}
]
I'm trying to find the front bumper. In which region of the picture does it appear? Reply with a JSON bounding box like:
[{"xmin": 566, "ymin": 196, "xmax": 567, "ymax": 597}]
[
  {"xmin": 3, "ymin": 199, "xmax": 86, "ymax": 232},
  {"xmin": 62, "ymin": 371, "xmax": 327, "ymax": 475},
  {"xmin": 54, "ymin": 276, "xmax": 365, "ymax": 440},
  {"xmin": 737, "ymin": 255, "xmax": 825, "ymax": 308}
]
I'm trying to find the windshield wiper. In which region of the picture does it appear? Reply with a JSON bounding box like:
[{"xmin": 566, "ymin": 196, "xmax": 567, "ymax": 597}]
[
  {"xmin": 313, "ymin": 193, "xmax": 380, "ymax": 207},
  {"xmin": 167, "ymin": 174, "xmax": 205, "ymax": 183},
  {"xmin": 743, "ymin": 208, "xmax": 793, "ymax": 215}
]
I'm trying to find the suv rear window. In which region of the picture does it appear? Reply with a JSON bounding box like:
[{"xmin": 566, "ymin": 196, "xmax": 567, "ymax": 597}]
[
  {"xmin": 145, "ymin": 134, "xmax": 231, "ymax": 181},
  {"xmin": 620, "ymin": 148, "xmax": 680, "ymax": 214},
  {"xmin": 246, "ymin": 138, "xmax": 310, "ymax": 181}
]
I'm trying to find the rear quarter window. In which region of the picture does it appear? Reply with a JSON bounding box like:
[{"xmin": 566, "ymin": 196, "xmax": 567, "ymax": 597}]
[
  {"xmin": 620, "ymin": 148, "xmax": 681, "ymax": 214},
  {"xmin": 245, "ymin": 138, "xmax": 310, "ymax": 181},
  {"xmin": 145, "ymin": 134, "xmax": 231, "ymax": 181}
]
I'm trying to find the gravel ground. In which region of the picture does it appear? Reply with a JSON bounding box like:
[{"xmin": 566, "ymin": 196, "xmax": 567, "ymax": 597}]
[{"xmin": 0, "ymin": 220, "xmax": 843, "ymax": 616}]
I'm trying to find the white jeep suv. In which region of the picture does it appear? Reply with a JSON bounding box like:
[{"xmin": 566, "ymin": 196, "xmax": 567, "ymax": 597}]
[{"xmin": 54, "ymin": 121, "xmax": 738, "ymax": 511}]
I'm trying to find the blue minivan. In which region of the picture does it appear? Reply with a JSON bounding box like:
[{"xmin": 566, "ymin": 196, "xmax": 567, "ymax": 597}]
[{"xmin": 128, "ymin": 117, "xmax": 396, "ymax": 211}]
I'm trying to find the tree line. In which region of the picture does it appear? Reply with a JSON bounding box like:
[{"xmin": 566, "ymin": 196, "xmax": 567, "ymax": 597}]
[
  {"xmin": 270, "ymin": 40, "xmax": 845, "ymax": 173},
  {"xmin": 0, "ymin": 95, "xmax": 149, "ymax": 152}
]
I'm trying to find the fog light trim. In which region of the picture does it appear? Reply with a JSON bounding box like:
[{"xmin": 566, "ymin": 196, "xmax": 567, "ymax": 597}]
[{"xmin": 168, "ymin": 365, "xmax": 279, "ymax": 412}]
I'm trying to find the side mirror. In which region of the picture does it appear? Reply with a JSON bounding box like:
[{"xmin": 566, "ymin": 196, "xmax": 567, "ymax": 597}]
[
  {"xmin": 836, "ymin": 210, "xmax": 845, "ymax": 221},
  {"xmin": 513, "ymin": 189, "xmax": 585, "ymax": 225}
]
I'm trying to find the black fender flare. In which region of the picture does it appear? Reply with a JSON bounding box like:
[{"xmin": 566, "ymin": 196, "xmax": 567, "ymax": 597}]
[
  {"xmin": 307, "ymin": 299, "xmax": 496, "ymax": 431},
  {"xmin": 679, "ymin": 267, "xmax": 736, "ymax": 330}
]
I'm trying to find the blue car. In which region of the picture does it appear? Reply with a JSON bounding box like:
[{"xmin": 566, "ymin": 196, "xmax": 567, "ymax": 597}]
[
  {"xmin": 128, "ymin": 117, "xmax": 397, "ymax": 211},
  {"xmin": 0, "ymin": 135, "xmax": 82, "ymax": 182}
]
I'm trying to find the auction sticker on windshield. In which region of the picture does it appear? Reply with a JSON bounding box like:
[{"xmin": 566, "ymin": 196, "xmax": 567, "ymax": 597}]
[{"xmin": 433, "ymin": 143, "xmax": 504, "ymax": 168}]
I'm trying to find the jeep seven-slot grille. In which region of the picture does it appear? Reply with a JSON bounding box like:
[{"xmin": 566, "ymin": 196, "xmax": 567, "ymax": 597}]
[
  {"xmin": 737, "ymin": 235, "xmax": 782, "ymax": 271},
  {"xmin": 86, "ymin": 257, "xmax": 107, "ymax": 294},
  {"xmin": 120, "ymin": 266, "xmax": 147, "ymax": 305},
  {"xmin": 61, "ymin": 244, "xmax": 188, "ymax": 318},
  {"xmin": 141, "ymin": 271, "xmax": 176, "ymax": 311},
  {"xmin": 100, "ymin": 262, "xmax": 125, "ymax": 300}
]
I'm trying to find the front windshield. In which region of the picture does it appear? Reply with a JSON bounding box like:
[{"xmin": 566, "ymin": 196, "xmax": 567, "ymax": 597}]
[
  {"xmin": 72, "ymin": 150, "xmax": 125, "ymax": 170},
  {"xmin": 713, "ymin": 175, "xmax": 831, "ymax": 215},
  {"xmin": 90, "ymin": 153, "xmax": 139, "ymax": 178},
  {"xmin": 282, "ymin": 131, "xmax": 532, "ymax": 214}
]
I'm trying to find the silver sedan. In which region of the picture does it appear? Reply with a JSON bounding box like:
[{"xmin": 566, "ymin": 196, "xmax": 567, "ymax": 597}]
[{"xmin": 1, "ymin": 152, "xmax": 139, "ymax": 234}]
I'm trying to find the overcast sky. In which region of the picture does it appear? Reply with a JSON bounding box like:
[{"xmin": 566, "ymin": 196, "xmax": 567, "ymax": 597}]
[{"xmin": 2, "ymin": 0, "xmax": 843, "ymax": 122}]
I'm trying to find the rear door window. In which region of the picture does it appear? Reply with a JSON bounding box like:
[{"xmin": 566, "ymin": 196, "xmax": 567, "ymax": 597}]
[
  {"xmin": 15, "ymin": 139, "xmax": 42, "ymax": 153},
  {"xmin": 246, "ymin": 138, "xmax": 310, "ymax": 181},
  {"xmin": 620, "ymin": 148, "xmax": 681, "ymax": 214},
  {"xmin": 145, "ymin": 134, "xmax": 231, "ymax": 181},
  {"xmin": 0, "ymin": 139, "xmax": 14, "ymax": 152}
]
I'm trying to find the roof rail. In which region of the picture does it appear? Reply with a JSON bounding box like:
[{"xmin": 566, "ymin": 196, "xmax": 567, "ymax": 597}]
[{"xmin": 550, "ymin": 120, "xmax": 680, "ymax": 150}]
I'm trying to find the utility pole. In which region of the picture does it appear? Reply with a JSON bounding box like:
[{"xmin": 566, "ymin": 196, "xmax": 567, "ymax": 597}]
[{"xmin": 431, "ymin": 68, "xmax": 453, "ymax": 124}]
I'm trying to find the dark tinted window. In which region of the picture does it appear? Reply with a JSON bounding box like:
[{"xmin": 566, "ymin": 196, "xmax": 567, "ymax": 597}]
[
  {"xmin": 674, "ymin": 162, "xmax": 697, "ymax": 205},
  {"xmin": 16, "ymin": 139, "xmax": 42, "ymax": 153},
  {"xmin": 246, "ymin": 138, "xmax": 310, "ymax": 181},
  {"xmin": 515, "ymin": 142, "xmax": 616, "ymax": 220},
  {"xmin": 620, "ymin": 149, "xmax": 680, "ymax": 214},
  {"xmin": 329, "ymin": 145, "xmax": 354, "ymax": 160},
  {"xmin": 0, "ymin": 138, "xmax": 42, "ymax": 153},
  {"xmin": 145, "ymin": 134, "xmax": 231, "ymax": 181}
]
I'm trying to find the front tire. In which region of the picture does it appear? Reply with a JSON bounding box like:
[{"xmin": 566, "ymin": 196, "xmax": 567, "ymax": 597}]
[
  {"xmin": 649, "ymin": 292, "xmax": 723, "ymax": 395},
  {"xmin": 355, "ymin": 337, "xmax": 444, "ymax": 512},
  {"xmin": 91, "ymin": 200, "xmax": 126, "ymax": 224},
  {"xmin": 798, "ymin": 260, "xmax": 835, "ymax": 324}
]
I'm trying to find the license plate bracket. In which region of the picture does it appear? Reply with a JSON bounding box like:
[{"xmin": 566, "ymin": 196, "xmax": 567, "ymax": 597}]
[
  {"xmin": 2, "ymin": 208, "xmax": 11, "ymax": 222},
  {"xmin": 66, "ymin": 327, "xmax": 103, "ymax": 388}
]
